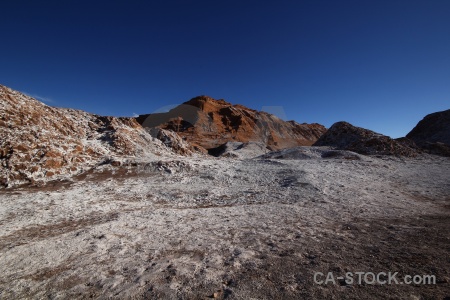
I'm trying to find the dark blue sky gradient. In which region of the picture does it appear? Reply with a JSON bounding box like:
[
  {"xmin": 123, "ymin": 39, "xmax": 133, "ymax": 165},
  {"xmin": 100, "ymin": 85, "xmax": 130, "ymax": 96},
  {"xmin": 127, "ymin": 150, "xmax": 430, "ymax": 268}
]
[{"xmin": 1, "ymin": 0, "xmax": 449, "ymax": 137}]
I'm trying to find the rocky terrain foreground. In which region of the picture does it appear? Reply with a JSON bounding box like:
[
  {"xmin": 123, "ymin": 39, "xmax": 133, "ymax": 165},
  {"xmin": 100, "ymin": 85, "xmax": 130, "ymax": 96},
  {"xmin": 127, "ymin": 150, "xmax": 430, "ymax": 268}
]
[
  {"xmin": 1, "ymin": 85, "xmax": 449, "ymax": 299},
  {"xmin": 1, "ymin": 151, "xmax": 449, "ymax": 299}
]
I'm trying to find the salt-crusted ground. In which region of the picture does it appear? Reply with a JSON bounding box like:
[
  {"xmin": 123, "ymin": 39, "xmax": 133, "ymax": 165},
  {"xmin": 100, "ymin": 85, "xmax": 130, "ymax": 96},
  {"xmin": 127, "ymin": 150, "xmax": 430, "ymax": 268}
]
[{"xmin": 0, "ymin": 149, "xmax": 449, "ymax": 299}]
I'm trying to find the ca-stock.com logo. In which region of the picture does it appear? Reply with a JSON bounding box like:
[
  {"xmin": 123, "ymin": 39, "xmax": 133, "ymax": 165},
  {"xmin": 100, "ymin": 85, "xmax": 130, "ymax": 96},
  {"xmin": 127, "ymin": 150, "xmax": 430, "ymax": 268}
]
[{"xmin": 314, "ymin": 271, "xmax": 436, "ymax": 286}]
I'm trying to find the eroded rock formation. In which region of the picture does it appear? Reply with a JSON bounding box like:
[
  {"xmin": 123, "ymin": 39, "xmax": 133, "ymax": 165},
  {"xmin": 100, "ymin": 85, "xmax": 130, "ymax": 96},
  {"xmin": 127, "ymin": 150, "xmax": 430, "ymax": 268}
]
[{"xmin": 136, "ymin": 96, "xmax": 326, "ymax": 151}]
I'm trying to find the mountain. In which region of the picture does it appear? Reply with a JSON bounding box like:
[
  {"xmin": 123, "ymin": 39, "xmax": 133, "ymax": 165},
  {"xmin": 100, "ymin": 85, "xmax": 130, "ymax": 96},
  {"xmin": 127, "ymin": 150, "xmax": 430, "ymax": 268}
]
[
  {"xmin": 313, "ymin": 121, "xmax": 418, "ymax": 157},
  {"xmin": 406, "ymin": 109, "xmax": 450, "ymax": 156},
  {"xmin": 0, "ymin": 84, "xmax": 172, "ymax": 187},
  {"xmin": 5, "ymin": 82, "xmax": 444, "ymax": 188},
  {"xmin": 1, "ymin": 86, "xmax": 325, "ymax": 187},
  {"xmin": 136, "ymin": 96, "xmax": 326, "ymax": 152}
]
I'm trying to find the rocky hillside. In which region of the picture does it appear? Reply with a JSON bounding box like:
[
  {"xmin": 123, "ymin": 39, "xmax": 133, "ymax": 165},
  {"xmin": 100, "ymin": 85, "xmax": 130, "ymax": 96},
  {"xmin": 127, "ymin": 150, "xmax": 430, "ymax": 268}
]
[
  {"xmin": 406, "ymin": 109, "xmax": 450, "ymax": 145},
  {"xmin": 406, "ymin": 109, "xmax": 450, "ymax": 156},
  {"xmin": 0, "ymin": 85, "xmax": 172, "ymax": 187},
  {"xmin": 313, "ymin": 121, "xmax": 418, "ymax": 157},
  {"xmin": 136, "ymin": 96, "xmax": 326, "ymax": 151}
]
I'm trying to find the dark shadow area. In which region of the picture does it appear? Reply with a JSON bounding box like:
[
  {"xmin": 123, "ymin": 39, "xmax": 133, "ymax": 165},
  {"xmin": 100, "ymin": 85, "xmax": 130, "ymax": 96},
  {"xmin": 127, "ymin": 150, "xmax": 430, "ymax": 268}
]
[{"xmin": 207, "ymin": 143, "xmax": 227, "ymax": 157}]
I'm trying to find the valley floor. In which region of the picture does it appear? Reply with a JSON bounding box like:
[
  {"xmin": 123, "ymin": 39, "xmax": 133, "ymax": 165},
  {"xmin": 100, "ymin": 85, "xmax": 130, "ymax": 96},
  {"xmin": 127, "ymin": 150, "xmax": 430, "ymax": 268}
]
[{"xmin": 0, "ymin": 154, "xmax": 449, "ymax": 299}]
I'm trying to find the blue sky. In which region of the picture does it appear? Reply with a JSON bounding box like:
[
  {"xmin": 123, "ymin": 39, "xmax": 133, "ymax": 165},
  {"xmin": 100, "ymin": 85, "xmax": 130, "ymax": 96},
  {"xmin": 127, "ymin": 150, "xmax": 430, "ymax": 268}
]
[{"xmin": 1, "ymin": 0, "xmax": 449, "ymax": 138}]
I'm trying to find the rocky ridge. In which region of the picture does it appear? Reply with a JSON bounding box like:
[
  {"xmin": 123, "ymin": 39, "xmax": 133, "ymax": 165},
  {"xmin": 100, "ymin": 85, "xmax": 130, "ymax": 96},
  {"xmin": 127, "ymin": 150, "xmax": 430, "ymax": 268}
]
[
  {"xmin": 313, "ymin": 121, "xmax": 418, "ymax": 157},
  {"xmin": 0, "ymin": 85, "xmax": 174, "ymax": 187},
  {"xmin": 2, "ymin": 83, "xmax": 448, "ymax": 187},
  {"xmin": 136, "ymin": 96, "xmax": 326, "ymax": 151},
  {"xmin": 406, "ymin": 109, "xmax": 450, "ymax": 156}
]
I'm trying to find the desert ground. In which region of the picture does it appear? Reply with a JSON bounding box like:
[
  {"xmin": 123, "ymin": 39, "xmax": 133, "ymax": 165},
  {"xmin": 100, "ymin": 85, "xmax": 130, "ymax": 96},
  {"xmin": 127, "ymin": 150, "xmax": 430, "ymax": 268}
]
[{"xmin": 0, "ymin": 148, "xmax": 449, "ymax": 299}]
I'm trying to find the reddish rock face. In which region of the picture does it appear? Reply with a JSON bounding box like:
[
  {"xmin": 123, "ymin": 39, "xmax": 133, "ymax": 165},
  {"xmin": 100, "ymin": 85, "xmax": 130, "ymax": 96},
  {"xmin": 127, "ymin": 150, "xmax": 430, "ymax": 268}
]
[
  {"xmin": 136, "ymin": 96, "xmax": 326, "ymax": 151},
  {"xmin": 1, "ymin": 86, "xmax": 326, "ymax": 187},
  {"xmin": 0, "ymin": 84, "xmax": 166, "ymax": 187}
]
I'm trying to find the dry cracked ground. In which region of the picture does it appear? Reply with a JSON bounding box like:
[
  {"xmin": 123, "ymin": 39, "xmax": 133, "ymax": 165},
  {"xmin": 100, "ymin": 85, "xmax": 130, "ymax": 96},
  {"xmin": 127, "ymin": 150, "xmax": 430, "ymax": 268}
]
[{"xmin": 0, "ymin": 152, "xmax": 449, "ymax": 299}]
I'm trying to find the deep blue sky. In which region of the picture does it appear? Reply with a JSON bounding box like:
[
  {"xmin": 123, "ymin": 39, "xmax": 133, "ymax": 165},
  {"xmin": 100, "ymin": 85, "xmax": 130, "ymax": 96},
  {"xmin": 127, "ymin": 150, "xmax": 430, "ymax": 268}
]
[{"xmin": 1, "ymin": 0, "xmax": 449, "ymax": 138}]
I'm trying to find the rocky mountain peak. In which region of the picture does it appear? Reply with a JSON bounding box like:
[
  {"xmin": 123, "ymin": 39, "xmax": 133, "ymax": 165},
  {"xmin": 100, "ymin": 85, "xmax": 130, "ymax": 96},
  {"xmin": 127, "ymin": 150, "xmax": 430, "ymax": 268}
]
[
  {"xmin": 183, "ymin": 95, "xmax": 232, "ymax": 111},
  {"xmin": 137, "ymin": 96, "xmax": 326, "ymax": 151}
]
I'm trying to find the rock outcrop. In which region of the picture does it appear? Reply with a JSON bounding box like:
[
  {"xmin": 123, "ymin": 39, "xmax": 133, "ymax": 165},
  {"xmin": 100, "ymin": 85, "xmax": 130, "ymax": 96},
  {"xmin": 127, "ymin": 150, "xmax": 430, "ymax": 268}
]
[
  {"xmin": 313, "ymin": 121, "xmax": 418, "ymax": 157},
  {"xmin": 406, "ymin": 109, "xmax": 450, "ymax": 145},
  {"xmin": 0, "ymin": 84, "xmax": 171, "ymax": 187},
  {"xmin": 406, "ymin": 109, "xmax": 450, "ymax": 156},
  {"xmin": 136, "ymin": 96, "xmax": 326, "ymax": 151}
]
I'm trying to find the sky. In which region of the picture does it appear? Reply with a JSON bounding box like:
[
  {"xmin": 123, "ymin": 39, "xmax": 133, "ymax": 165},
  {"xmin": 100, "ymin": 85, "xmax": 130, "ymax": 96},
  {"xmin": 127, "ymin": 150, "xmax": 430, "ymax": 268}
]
[{"xmin": 1, "ymin": 0, "xmax": 449, "ymax": 138}]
